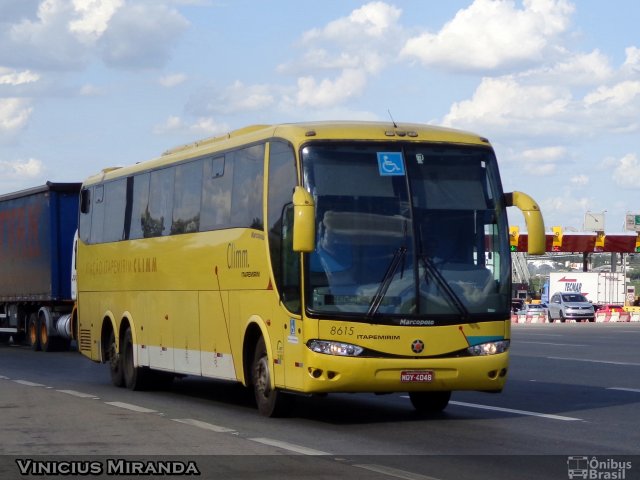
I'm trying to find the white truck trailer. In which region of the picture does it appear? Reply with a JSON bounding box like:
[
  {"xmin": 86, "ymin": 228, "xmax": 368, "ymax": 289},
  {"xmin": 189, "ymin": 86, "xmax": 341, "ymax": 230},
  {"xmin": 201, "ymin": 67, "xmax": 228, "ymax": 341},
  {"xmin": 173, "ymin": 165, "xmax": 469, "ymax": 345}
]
[{"xmin": 547, "ymin": 272, "xmax": 626, "ymax": 306}]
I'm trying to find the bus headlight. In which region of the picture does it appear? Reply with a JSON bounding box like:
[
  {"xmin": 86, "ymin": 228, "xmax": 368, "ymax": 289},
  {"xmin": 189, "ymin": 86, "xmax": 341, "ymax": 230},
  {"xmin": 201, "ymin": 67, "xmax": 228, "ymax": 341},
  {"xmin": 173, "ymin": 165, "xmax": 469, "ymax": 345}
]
[
  {"xmin": 467, "ymin": 340, "xmax": 510, "ymax": 356},
  {"xmin": 307, "ymin": 340, "xmax": 364, "ymax": 357}
]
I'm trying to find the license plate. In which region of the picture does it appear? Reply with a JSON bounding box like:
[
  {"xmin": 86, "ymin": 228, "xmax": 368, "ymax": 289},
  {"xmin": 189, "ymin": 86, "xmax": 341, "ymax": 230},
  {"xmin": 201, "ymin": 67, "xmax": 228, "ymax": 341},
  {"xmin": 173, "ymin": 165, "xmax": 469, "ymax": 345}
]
[{"xmin": 400, "ymin": 370, "xmax": 434, "ymax": 383}]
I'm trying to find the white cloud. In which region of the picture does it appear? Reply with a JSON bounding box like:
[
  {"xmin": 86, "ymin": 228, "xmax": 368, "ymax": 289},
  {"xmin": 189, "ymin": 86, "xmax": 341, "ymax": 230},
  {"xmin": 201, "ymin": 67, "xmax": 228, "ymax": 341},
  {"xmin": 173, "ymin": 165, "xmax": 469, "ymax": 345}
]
[
  {"xmin": 296, "ymin": 69, "xmax": 367, "ymax": 108},
  {"xmin": 1, "ymin": 0, "xmax": 188, "ymax": 71},
  {"xmin": 186, "ymin": 81, "xmax": 277, "ymax": 116},
  {"xmin": 443, "ymin": 76, "xmax": 573, "ymax": 134},
  {"xmin": 0, "ymin": 158, "xmax": 44, "ymax": 178},
  {"xmin": 401, "ymin": 0, "xmax": 574, "ymax": 73},
  {"xmin": 69, "ymin": 0, "xmax": 123, "ymax": 42},
  {"xmin": 584, "ymin": 80, "xmax": 640, "ymax": 107},
  {"xmin": 542, "ymin": 193, "xmax": 591, "ymax": 219},
  {"xmin": 153, "ymin": 115, "xmax": 183, "ymax": 134},
  {"xmin": 523, "ymin": 50, "xmax": 613, "ymax": 86},
  {"xmin": 98, "ymin": 4, "xmax": 189, "ymax": 69},
  {"xmin": 0, "ymin": 98, "xmax": 33, "ymax": 140},
  {"xmin": 622, "ymin": 46, "xmax": 640, "ymax": 74},
  {"xmin": 512, "ymin": 146, "xmax": 567, "ymax": 176},
  {"xmin": 521, "ymin": 146, "xmax": 567, "ymax": 162},
  {"xmin": 159, "ymin": 73, "xmax": 187, "ymax": 87},
  {"xmin": 570, "ymin": 174, "xmax": 589, "ymax": 186},
  {"xmin": 302, "ymin": 1, "xmax": 402, "ymax": 43},
  {"xmin": 523, "ymin": 162, "xmax": 556, "ymax": 176},
  {"xmin": 0, "ymin": 67, "xmax": 40, "ymax": 85},
  {"xmin": 153, "ymin": 115, "xmax": 229, "ymax": 137},
  {"xmin": 79, "ymin": 83, "xmax": 106, "ymax": 96},
  {"xmin": 612, "ymin": 153, "xmax": 640, "ymax": 189}
]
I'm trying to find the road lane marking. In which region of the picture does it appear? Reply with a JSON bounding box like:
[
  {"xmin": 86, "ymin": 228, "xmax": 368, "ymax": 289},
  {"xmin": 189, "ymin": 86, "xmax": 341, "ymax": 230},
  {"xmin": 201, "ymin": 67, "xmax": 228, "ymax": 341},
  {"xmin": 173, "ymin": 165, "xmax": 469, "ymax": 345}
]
[
  {"xmin": 13, "ymin": 380, "xmax": 45, "ymax": 387},
  {"xmin": 104, "ymin": 401, "xmax": 158, "ymax": 413},
  {"xmin": 57, "ymin": 390, "xmax": 99, "ymax": 399},
  {"xmin": 249, "ymin": 437, "xmax": 330, "ymax": 455},
  {"xmin": 607, "ymin": 387, "xmax": 640, "ymax": 393},
  {"xmin": 353, "ymin": 464, "xmax": 442, "ymax": 480},
  {"xmin": 172, "ymin": 418, "xmax": 236, "ymax": 433},
  {"xmin": 518, "ymin": 333, "xmax": 563, "ymax": 337},
  {"xmin": 449, "ymin": 401, "xmax": 582, "ymax": 421},
  {"xmin": 547, "ymin": 356, "xmax": 640, "ymax": 366},
  {"xmin": 519, "ymin": 341, "xmax": 587, "ymax": 346}
]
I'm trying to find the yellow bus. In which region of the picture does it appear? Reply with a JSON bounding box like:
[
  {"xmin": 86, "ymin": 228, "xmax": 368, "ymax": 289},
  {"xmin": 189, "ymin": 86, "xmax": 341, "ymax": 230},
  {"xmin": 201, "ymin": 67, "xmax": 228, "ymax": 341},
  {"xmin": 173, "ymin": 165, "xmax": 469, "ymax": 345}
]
[{"xmin": 76, "ymin": 121, "xmax": 545, "ymax": 416}]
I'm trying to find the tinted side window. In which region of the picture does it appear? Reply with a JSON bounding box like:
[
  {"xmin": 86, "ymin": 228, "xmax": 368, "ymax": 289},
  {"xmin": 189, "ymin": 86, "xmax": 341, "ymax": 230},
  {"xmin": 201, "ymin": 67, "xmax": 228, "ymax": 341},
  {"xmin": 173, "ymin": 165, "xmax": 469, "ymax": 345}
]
[
  {"xmin": 89, "ymin": 185, "xmax": 105, "ymax": 244},
  {"xmin": 103, "ymin": 179, "xmax": 127, "ymax": 242},
  {"xmin": 145, "ymin": 168, "xmax": 174, "ymax": 237},
  {"xmin": 129, "ymin": 173, "xmax": 150, "ymax": 240},
  {"xmin": 231, "ymin": 144, "xmax": 264, "ymax": 230},
  {"xmin": 267, "ymin": 141, "xmax": 299, "ymax": 312},
  {"xmin": 172, "ymin": 160, "xmax": 203, "ymax": 234},
  {"xmin": 201, "ymin": 156, "xmax": 232, "ymax": 231}
]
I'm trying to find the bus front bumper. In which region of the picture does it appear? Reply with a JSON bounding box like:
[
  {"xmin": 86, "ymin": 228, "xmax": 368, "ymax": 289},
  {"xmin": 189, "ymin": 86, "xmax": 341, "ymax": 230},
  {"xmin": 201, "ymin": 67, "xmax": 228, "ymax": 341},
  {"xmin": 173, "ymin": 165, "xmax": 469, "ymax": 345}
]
[{"xmin": 298, "ymin": 351, "xmax": 509, "ymax": 394}]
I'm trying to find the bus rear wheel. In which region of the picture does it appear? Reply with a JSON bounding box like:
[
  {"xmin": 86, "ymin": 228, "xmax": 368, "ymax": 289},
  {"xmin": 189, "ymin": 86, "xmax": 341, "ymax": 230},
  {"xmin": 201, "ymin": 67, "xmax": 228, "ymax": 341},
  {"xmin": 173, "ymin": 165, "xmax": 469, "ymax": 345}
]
[
  {"xmin": 108, "ymin": 329, "xmax": 124, "ymax": 387},
  {"xmin": 251, "ymin": 337, "xmax": 290, "ymax": 417},
  {"xmin": 122, "ymin": 327, "xmax": 149, "ymax": 390},
  {"xmin": 409, "ymin": 391, "xmax": 451, "ymax": 413}
]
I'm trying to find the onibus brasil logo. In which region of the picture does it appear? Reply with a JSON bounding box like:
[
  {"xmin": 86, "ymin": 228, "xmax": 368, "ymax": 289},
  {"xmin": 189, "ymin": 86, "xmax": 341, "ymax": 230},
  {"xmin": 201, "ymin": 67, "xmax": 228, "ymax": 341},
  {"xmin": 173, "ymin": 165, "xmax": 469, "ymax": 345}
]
[{"xmin": 567, "ymin": 456, "xmax": 632, "ymax": 479}]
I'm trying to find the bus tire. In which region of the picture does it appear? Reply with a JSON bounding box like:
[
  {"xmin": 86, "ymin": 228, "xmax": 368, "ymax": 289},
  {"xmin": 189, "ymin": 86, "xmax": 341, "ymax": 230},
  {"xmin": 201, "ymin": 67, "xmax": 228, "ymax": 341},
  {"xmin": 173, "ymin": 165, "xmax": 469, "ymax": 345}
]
[
  {"xmin": 122, "ymin": 327, "xmax": 148, "ymax": 391},
  {"xmin": 28, "ymin": 313, "xmax": 40, "ymax": 351},
  {"xmin": 108, "ymin": 329, "xmax": 124, "ymax": 387},
  {"xmin": 409, "ymin": 391, "xmax": 451, "ymax": 413},
  {"xmin": 251, "ymin": 336, "xmax": 291, "ymax": 417}
]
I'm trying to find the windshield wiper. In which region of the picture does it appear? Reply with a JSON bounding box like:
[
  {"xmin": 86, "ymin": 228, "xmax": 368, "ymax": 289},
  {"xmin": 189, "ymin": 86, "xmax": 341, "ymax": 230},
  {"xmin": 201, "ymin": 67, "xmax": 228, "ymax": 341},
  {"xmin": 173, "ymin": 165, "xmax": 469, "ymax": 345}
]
[
  {"xmin": 420, "ymin": 255, "xmax": 470, "ymax": 320},
  {"xmin": 367, "ymin": 246, "xmax": 407, "ymax": 318}
]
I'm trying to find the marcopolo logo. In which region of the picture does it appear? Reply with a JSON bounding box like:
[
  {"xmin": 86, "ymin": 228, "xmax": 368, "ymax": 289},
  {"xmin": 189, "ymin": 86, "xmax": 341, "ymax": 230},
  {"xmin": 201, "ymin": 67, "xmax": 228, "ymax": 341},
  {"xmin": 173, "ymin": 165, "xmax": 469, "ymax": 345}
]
[{"xmin": 567, "ymin": 456, "xmax": 632, "ymax": 479}]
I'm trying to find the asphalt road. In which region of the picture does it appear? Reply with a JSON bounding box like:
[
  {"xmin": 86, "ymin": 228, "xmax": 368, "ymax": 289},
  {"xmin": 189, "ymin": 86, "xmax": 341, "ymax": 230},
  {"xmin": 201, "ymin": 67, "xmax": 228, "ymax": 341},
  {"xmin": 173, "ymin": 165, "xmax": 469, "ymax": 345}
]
[{"xmin": 1, "ymin": 323, "xmax": 639, "ymax": 479}]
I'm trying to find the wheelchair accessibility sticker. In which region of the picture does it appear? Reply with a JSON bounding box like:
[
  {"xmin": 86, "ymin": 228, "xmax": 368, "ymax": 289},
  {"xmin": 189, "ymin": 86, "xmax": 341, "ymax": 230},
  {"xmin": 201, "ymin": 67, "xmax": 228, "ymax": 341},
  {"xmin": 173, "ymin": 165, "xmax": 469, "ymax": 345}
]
[{"xmin": 377, "ymin": 152, "xmax": 405, "ymax": 176}]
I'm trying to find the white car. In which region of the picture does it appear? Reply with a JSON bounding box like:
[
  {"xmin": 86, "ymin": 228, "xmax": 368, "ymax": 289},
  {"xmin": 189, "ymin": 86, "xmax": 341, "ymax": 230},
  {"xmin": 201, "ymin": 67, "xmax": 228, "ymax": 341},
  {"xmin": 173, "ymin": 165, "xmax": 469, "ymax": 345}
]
[
  {"xmin": 517, "ymin": 303, "xmax": 548, "ymax": 318},
  {"xmin": 547, "ymin": 293, "xmax": 595, "ymax": 322}
]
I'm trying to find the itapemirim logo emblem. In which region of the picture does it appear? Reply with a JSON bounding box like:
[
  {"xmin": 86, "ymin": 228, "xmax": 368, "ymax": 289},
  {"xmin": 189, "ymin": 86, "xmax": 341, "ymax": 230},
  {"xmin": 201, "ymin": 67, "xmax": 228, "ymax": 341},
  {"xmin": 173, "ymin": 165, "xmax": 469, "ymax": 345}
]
[{"xmin": 567, "ymin": 456, "xmax": 632, "ymax": 479}]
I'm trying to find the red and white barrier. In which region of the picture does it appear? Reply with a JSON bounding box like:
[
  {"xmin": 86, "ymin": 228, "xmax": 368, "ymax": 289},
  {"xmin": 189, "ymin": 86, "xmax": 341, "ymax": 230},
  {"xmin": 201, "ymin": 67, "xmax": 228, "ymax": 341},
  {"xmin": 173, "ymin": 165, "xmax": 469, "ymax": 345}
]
[
  {"xmin": 595, "ymin": 312, "xmax": 631, "ymax": 322},
  {"xmin": 512, "ymin": 313, "xmax": 548, "ymax": 323}
]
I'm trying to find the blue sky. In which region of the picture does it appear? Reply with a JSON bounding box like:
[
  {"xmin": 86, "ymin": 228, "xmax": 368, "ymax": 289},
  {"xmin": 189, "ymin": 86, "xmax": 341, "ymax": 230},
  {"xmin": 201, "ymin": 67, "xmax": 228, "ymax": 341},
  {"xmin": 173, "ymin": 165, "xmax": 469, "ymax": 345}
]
[{"xmin": 1, "ymin": 0, "xmax": 639, "ymax": 232}]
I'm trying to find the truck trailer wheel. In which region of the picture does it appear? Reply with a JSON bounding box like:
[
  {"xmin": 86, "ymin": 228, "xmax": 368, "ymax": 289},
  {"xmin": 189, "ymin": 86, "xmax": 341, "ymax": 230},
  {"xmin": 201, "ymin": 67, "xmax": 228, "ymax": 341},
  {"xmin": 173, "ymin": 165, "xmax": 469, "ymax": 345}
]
[
  {"xmin": 39, "ymin": 315, "xmax": 53, "ymax": 352},
  {"xmin": 28, "ymin": 314, "xmax": 40, "ymax": 351}
]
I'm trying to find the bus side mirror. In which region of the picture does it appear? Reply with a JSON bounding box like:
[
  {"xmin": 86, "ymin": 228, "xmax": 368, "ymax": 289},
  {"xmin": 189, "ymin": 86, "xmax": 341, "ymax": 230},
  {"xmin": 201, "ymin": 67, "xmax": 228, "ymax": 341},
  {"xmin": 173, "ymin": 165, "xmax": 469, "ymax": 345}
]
[
  {"xmin": 505, "ymin": 191, "xmax": 545, "ymax": 255},
  {"xmin": 292, "ymin": 186, "xmax": 315, "ymax": 253},
  {"xmin": 80, "ymin": 188, "xmax": 91, "ymax": 214}
]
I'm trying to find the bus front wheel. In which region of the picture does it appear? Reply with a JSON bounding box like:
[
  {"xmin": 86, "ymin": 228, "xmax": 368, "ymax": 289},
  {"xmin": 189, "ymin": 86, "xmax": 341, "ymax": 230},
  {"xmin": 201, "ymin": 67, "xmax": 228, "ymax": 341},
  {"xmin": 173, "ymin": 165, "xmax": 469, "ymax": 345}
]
[
  {"xmin": 409, "ymin": 391, "xmax": 451, "ymax": 413},
  {"xmin": 251, "ymin": 337, "xmax": 290, "ymax": 417}
]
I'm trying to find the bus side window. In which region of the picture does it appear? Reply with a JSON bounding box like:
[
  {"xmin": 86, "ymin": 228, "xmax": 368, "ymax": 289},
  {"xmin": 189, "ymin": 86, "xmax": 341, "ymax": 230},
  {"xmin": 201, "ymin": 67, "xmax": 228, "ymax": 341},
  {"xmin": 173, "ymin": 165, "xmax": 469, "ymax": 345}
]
[
  {"xmin": 281, "ymin": 203, "xmax": 301, "ymax": 313},
  {"xmin": 201, "ymin": 156, "xmax": 232, "ymax": 231},
  {"xmin": 145, "ymin": 168, "xmax": 175, "ymax": 237},
  {"xmin": 268, "ymin": 140, "xmax": 300, "ymax": 313}
]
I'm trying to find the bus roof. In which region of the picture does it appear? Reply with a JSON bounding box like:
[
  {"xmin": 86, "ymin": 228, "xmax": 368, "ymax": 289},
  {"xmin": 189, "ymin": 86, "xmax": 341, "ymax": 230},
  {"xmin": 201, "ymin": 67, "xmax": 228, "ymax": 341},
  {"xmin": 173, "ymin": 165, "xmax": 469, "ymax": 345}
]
[{"xmin": 83, "ymin": 121, "xmax": 492, "ymax": 185}]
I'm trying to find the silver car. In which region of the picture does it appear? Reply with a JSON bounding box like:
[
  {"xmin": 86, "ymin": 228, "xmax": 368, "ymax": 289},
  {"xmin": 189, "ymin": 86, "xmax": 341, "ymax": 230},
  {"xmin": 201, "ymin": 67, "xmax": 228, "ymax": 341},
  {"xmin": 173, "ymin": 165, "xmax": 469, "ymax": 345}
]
[{"xmin": 547, "ymin": 292, "xmax": 595, "ymax": 322}]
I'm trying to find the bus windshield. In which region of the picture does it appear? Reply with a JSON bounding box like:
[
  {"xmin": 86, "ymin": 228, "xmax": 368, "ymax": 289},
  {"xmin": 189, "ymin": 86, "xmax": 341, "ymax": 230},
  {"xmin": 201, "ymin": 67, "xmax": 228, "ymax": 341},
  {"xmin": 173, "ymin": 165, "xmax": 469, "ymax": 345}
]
[{"xmin": 301, "ymin": 142, "xmax": 511, "ymax": 325}]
